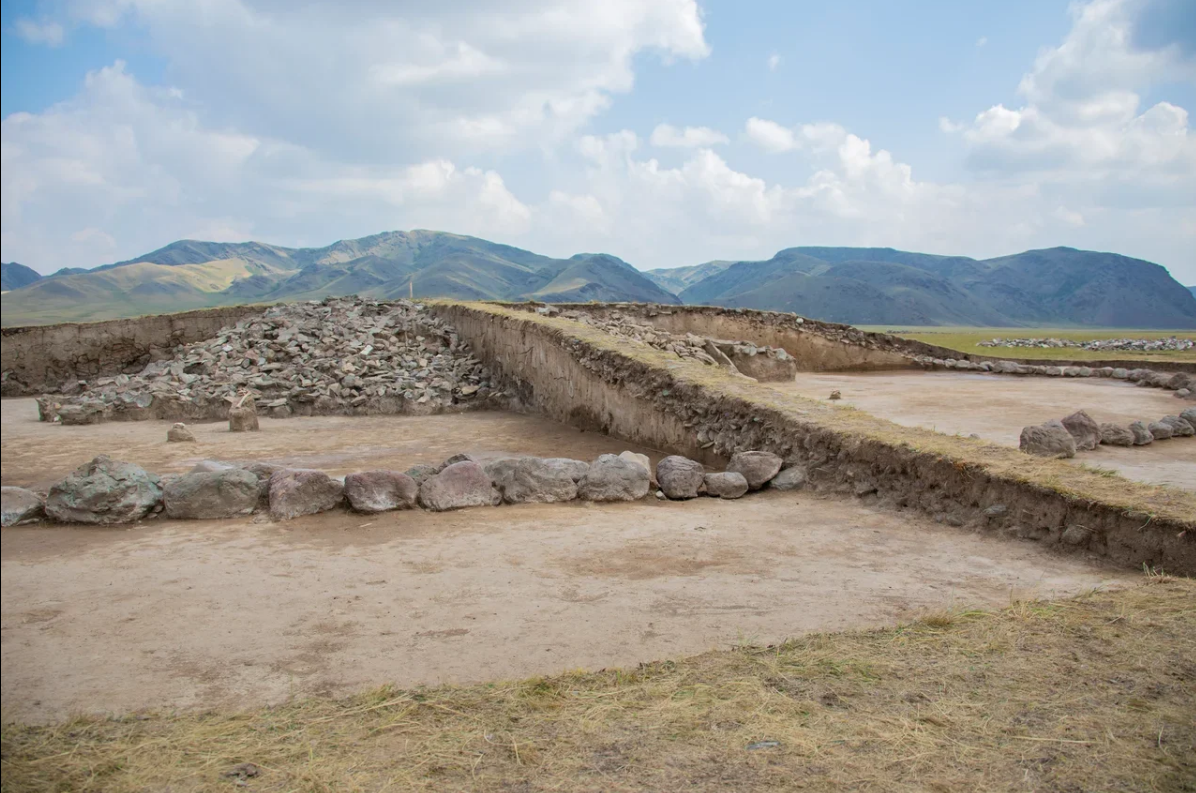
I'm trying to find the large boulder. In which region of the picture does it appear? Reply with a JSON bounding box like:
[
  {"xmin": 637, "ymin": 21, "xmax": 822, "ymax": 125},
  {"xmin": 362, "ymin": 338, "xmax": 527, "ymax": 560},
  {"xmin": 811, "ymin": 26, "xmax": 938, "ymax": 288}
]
[
  {"xmin": 770, "ymin": 466, "xmax": 809, "ymax": 491},
  {"xmin": 419, "ymin": 461, "xmax": 501, "ymax": 511},
  {"xmin": 1147, "ymin": 420, "xmax": 1173, "ymax": 440},
  {"xmin": 1019, "ymin": 421, "xmax": 1077, "ymax": 458},
  {"xmin": 1159, "ymin": 415, "xmax": 1194, "ymax": 438},
  {"xmin": 1, "ymin": 486, "xmax": 44, "ymax": 527},
  {"xmin": 344, "ymin": 470, "xmax": 419, "ymax": 513},
  {"xmin": 167, "ymin": 423, "xmax": 196, "ymax": 443},
  {"xmin": 268, "ymin": 469, "xmax": 344, "ymax": 520},
  {"xmin": 1098, "ymin": 423, "xmax": 1135, "ymax": 447},
  {"xmin": 703, "ymin": 471, "xmax": 748, "ymax": 499},
  {"xmin": 164, "ymin": 469, "xmax": 259, "ymax": 519},
  {"xmin": 727, "ymin": 451, "xmax": 783, "ymax": 490},
  {"xmin": 228, "ymin": 397, "xmax": 260, "ymax": 432},
  {"xmin": 617, "ymin": 451, "xmax": 654, "ymax": 484},
  {"xmin": 1181, "ymin": 407, "xmax": 1196, "ymax": 431},
  {"xmin": 1128, "ymin": 421, "xmax": 1154, "ymax": 446},
  {"xmin": 1060, "ymin": 410, "xmax": 1100, "ymax": 451},
  {"xmin": 45, "ymin": 455, "xmax": 162, "ymax": 524},
  {"xmin": 655, "ymin": 455, "xmax": 706, "ymax": 500},
  {"xmin": 578, "ymin": 454, "xmax": 650, "ymax": 502},
  {"xmin": 484, "ymin": 457, "xmax": 584, "ymax": 504},
  {"xmin": 58, "ymin": 403, "xmax": 109, "ymax": 425}
]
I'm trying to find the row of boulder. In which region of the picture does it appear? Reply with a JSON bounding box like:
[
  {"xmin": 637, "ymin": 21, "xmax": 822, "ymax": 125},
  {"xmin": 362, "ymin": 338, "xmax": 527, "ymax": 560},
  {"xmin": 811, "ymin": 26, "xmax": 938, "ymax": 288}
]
[
  {"xmin": 0, "ymin": 449, "xmax": 809, "ymax": 528},
  {"xmin": 918, "ymin": 357, "xmax": 1196, "ymax": 399},
  {"xmin": 36, "ymin": 296, "xmax": 497, "ymax": 426},
  {"xmin": 977, "ymin": 336, "xmax": 1192, "ymax": 352},
  {"xmin": 1020, "ymin": 407, "xmax": 1196, "ymax": 458}
]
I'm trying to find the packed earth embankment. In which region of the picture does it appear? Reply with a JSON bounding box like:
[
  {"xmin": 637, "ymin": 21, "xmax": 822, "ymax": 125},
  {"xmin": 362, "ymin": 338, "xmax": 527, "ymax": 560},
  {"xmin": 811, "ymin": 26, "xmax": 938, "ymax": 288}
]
[
  {"xmin": 0, "ymin": 305, "xmax": 266, "ymax": 396},
  {"xmin": 435, "ymin": 302, "xmax": 1196, "ymax": 574}
]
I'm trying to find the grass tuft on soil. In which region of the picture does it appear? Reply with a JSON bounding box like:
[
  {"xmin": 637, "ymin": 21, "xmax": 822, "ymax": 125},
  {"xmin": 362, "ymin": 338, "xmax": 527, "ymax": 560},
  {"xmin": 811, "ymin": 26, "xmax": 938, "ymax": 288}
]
[{"xmin": 3, "ymin": 577, "xmax": 1193, "ymax": 792}]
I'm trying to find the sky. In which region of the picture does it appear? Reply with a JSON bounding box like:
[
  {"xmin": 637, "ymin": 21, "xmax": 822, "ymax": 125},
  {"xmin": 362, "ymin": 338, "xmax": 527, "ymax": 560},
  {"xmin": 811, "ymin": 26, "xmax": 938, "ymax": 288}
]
[{"xmin": 1, "ymin": 0, "xmax": 1194, "ymax": 284}]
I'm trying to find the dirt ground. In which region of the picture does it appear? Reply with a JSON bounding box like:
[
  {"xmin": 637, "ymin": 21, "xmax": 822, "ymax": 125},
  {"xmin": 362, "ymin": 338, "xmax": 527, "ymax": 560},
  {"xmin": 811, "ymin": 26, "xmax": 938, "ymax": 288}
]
[
  {"xmin": 0, "ymin": 398, "xmax": 666, "ymax": 491},
  {"xmin": 1, "ymin": 491, "xmax": 1123, "ymax": 722},
  {"xmin": 776, "ymin": 371, "xmax": 1195, "ymax": 490}
]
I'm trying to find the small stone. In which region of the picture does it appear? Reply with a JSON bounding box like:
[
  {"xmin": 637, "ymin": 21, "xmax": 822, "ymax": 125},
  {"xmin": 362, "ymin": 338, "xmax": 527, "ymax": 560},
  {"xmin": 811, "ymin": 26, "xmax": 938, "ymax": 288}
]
[
  {"xmin": 268, "ymin": 469, "xmax": 344, "ymax": 520},
  {"xmin": 983, "ymin": 504, "xmax": 1007, "ymax": 518},
  {"xmin": 164, "ymin": 469, "xmax": 260, "ymax": 519},
  {"xmin": 1019, "ymin": 420, "xmax": 1077, "ymax": 458},
  {"xmin": 1128, "ymin": 421, "xmax": 1154, "ymax": 445},
  {"xmin": 703, "ymin": 471, "xmax": 748, "ymax": 499},
  {"xmin": 405, "ymin": 464, "xmax": 439, "ymax": 485},
  {"xmin": 1060, "ymin": 410, "xmax": 1100, "ymax": 451},
  {"xmin": 419, "ymin": 461, "xmax": 501, "ymax": 511},
  {"xmin": 578, "ymin": 454, "xmax": 651, "ymax": 502},
  {"xmin": 770, "ymin": 466, "xmax": 808, "ymax": 491},
  {"xmin": 344, "ymin": 471, "xmax": 418, "ymax": 513},
  {"xmin": 437, "ymin": 453, "xmax": 475, "ymax": 471},
  {"xmin": 727, "ymin": 451, "xmax": 783, "ymax": 490},
  {"xmin": 1, "ymin": 486, "xmax": 44, "ymax": 527},
  {"xmin": 167, "ymin": 422, "xmax": 196, "ymax": 442},
  {"xmin": 828, "ymin": 390, "xmax": 842, "ymax": 400},
  {"xmin": 1061, "ymin": 525, "xmax": 1091, "ymax": 546},
  {"xmin": 1098, "ymin": 423, "xmax": 1135, "ymax": 447},
  {"xmin": 229, "ymin": 404, "xmax": 259, "ymax": 432},
  {"xmin": 656, "ymin": 455, "xmax": 706, "ymax": 499}
]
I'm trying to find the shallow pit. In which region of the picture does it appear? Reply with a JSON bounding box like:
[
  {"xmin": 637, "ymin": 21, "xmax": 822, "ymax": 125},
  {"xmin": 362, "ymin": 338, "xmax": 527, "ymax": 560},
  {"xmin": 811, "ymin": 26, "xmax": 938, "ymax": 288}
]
[{"xmin": 772, "ymin": 371, "xmax": 1195, "ymax": 490}]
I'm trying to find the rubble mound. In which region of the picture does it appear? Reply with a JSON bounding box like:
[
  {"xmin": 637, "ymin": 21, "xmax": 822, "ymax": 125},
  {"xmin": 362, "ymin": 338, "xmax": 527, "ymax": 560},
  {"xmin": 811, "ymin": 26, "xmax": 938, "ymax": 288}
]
[{"xmin": 39, "ymin": 297, "xmax": 497, "ymax": 423}]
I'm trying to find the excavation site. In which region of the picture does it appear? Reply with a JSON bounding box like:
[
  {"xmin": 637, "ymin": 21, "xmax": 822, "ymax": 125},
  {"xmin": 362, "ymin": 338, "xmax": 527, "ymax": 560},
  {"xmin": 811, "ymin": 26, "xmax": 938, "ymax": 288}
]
[{"xmin": 2, "ymin": 298, "xmax": 1194, "ymax": 790}]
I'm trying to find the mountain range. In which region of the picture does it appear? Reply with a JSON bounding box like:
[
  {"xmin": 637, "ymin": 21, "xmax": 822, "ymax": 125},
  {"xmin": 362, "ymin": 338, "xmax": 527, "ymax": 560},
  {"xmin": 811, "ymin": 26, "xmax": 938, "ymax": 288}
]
[{"xmin": 2, "ymin": 231, "xmax": 1194, "ymax": 328}]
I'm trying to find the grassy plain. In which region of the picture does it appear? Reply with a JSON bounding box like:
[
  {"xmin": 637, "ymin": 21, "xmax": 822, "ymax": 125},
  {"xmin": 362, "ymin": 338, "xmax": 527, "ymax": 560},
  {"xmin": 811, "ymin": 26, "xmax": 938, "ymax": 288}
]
[
  {"xmin": 3, "ymin": 577, "xmax": 1192, "ymax": 792},
  {"xmin": 858, "ymin": 326, "xmax": 1196, "ymax": 363}
]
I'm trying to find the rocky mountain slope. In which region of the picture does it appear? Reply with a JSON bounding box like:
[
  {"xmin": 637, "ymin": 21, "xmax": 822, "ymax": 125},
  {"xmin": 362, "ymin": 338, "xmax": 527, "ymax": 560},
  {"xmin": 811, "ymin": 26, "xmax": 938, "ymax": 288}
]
[
  {"xmin": 1, "ymin": 231, "xmax": 678, "ymax": 325},
  {"xmin": 1, "ymin": 262, "xmax": 42, "ymax": 292},
  {"xmin": 668, "ymin": 247, "xmax": 1196, "ymax": 328}
]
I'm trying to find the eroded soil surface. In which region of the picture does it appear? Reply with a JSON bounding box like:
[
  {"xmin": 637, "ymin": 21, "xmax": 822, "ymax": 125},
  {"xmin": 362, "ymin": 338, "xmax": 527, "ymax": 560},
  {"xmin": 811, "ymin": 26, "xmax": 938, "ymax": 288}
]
[
  {"xmin": 775, "ymin": 371, "xmax": 1195, "ymax": 490},
  {"xmin": 2, "ymin": 491, "xmax": 1123, "ymax": 722}
]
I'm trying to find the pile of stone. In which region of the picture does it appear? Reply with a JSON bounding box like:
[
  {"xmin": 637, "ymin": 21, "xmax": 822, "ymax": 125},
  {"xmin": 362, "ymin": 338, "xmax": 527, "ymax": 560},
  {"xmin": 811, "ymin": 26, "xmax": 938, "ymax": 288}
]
[
  {"xmin": 0, "ymin": 449, "xmax": 810, "ymax": 527},
  {"xmin": 37, "ymin": 297, "xmax": 497, "ymax": 425},
  {"xmin": 532, "ymin": 305, "xmax": 795, "ymax": 378},
  {"xmin": 978, "ymin": 337, "xmax": 1193, "ymax": 353},
  {"xmin": 917, "ymin": 357, "xmax": 1196, "ymax": 399},
  {"xmin": 1020, "ymin": 407, "xmax": 1196, "ymax": 458}
]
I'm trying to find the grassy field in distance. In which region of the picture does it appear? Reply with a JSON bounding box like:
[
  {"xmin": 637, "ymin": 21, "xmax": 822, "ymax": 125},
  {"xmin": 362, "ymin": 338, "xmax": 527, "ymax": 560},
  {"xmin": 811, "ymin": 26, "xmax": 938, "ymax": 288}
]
[{"xmin": 856, "ymin": 326, "xmax": 1196, "ymax": 363}]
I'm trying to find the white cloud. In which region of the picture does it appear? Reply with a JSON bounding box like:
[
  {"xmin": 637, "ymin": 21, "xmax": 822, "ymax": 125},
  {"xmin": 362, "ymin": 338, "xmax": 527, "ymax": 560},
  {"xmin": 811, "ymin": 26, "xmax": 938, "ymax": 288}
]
[
  {"xmin": 975, "ymin": 36, "xmax": 988, "ymax": 48},
  {"xmin": 744, "ymin": 117, "xmax": 798, "ymax": 152},
  {"xmin": 649, "ymin": 123, "xmax": 729, "ymax": 148},
  {"xmin": 768, "ymin": 53, "xmax": 781, "ymax": 71},
  {"xmin": 15, "ymin": 18, "xmax": 65, "ymax": 46},
  {"xmin": 938, "ymin": 117, "xmax": 964, "ymax": 133}
]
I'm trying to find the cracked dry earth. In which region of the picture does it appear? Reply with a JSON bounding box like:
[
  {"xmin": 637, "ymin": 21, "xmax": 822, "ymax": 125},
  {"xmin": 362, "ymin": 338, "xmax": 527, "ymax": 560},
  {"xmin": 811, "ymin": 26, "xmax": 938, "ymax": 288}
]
[{"xmin": 1, "ymin": 398, "xmax": 1126, "ymax": 722}]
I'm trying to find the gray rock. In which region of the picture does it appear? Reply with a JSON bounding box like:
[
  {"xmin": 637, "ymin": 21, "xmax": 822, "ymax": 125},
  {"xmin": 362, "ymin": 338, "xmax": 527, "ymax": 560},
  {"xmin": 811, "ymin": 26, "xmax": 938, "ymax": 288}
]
[
  {"xmin": 190, "ymin": 459, "xmax": 237, "ymax": 473},
  {"xmin": 617, "ymin": 451, "xmax": 652, "ymax": 480},
  {"xmin": 727, "ymin": 451, "xmax": 783, "ymax": 490},
  {"xmin": 240, "ymin": 461, "xmax": 283, "ymax": 509},
  {"xmin": 58, "ymin": 403, "xmax": 108, "ymax": 425},
  {"xmin": 1, "ymin": 486, "xmax": 44, "ymax": 527},
  {"xmin": 419, "ymin": 461, "xmax": 500, "ymax": 511},
  {"xmin": 1018, "ymin": 420, "xmax": 1077, "ymax": 458},
  {"xmin": 1177, "ymin": 388, "xmax": 1193, "ymax": 400},
  {"xmin": 547, "ymin": 457, "xmax": 590, "ymax": 482},
  {"xmin": 167, "ymin": 422, "xmax": 196, "ymax": 442},
  {"xmin": 46, "ymin": 455, "xmax": 162, "ymax": 524},
  {"xmin": 770, "ymin": 466, "xmax": 808, "ymax": 491},
  {"xmin": 578, "ymin": 454, "xmax": 650, "ymax": 502},
  {"xmin": 983, "ymin": 504, "xmax": 1007, "ymax": 518},
  {"xmin": 484, "ymin": 457, "xmax": 581, "ymax": 504},
  {"xmin": 1181, "ymin": 407, "xmax": 1196, "ymax": 430},
  {"xmin": 1098, "ymin": 423, "xmax": 1135, "ymax": 447},
  {"xmin": 1147, "ymin": 420, "xmax": 1173, "ymax": 440},
  {"xmin": 1166, "ymin": 372, "xmax": 1192, "ymax": 391},
  {"xmin": 1061, "ymin": 525, "xmax": 1091, "ymax": 546},
  {"xmin": 1060, "ymin": 410, "xmax": 1100, "ymax": 451},
  {"xmin": 344, "ymin": 470, "xmax": 418, "ymax": 513},
  {"xmin": 1159, "ymin": 415, "xmax": 1194, "ymax": 437},
  {"xmin": 1128, "ymin": 421, "xmax": 1154, "ymax": 445},
  {"xmin": 404, "ymin": 464, "xmax": 439, "ymax": 485},
  {"xmin": 703, "ymin": 471, "xmax": 748, "ymax": 499},
  {"xmin": 268, "ymin": 469, "xmax": 344, "ymax": 520},
  {"xmin": 164, "ymin": 469, "xmax": 259, "ymax": 519},
  {"xmin": 655, "ymin": 455, "xmax": 706, "ymax": 499},
  {"xmin": 1111, "ymin": 368, "xmax": 1128, "ymax": 379},
  {"xmin": 228, "ymin": 404, "xmax": 259, "ymax": 432}
]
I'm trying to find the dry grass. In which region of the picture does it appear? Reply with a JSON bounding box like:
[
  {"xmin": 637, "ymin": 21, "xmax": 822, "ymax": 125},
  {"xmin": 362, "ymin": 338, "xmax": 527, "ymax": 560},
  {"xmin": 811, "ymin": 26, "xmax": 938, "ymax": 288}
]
[
  {"xmin": 4, "ymin": 578, "xmax": 1193, "ymax": 792},
  {"xmin": 857, "ymin": 327, "xmax": 1196, "ymax": 364},
  {"xmin": 450, "ymin": 303, "xmax": 1196, "ymax": 526}
]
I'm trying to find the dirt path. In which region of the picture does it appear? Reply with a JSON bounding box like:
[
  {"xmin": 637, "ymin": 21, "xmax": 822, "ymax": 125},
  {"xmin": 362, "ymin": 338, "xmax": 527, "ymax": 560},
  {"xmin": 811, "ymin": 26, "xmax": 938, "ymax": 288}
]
[
  {"xmin": 2, "ymin": 493, "xmax": 1123, "ymax": 722},
  {"xmin": 774, "ymin": 371, "xmax": 1195, "ymax": 490}
]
